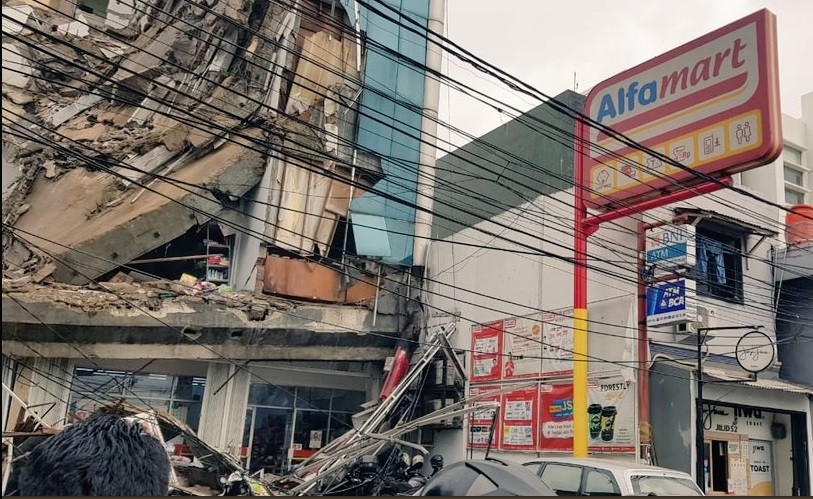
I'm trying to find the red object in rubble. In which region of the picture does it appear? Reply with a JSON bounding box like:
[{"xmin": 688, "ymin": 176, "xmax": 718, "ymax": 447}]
[{"xmin": 379, "ymin": 347, "xmax": 409, "ymax": 402}]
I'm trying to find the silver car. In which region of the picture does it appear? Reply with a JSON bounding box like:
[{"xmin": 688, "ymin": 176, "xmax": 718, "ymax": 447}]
[{"xmin": 523, "ymin": 457, "xmax": 704, "ymax": 496}]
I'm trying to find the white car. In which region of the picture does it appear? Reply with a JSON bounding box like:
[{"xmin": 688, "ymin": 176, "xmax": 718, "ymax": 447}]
[{"xmin": 522, "ymin": 457, "xmax": 704, "ymax": 496}]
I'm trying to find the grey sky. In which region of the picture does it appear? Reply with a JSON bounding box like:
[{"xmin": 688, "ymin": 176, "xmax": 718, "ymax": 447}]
[{"xmin": 438, "ymin": 0, "xmax": 813, "ymax": 149}]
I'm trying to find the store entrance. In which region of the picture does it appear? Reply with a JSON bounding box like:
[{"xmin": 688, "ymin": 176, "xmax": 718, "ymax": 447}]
[{"xmin": 243, "ymin": 406, "xmax": 294, "ymax": 474}]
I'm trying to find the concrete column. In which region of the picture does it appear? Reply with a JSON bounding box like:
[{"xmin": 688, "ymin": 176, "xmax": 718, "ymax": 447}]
[
  {"xmin": 198, "ymin": 362, "xmax": 250, "ymax": 458},
  {"xmin": 26, "ymin": 357, "xmax": 75, "ymax": 428},
  {"xmin": 412, "ymin": 0, "xmax": 446, "ymax": 266}
]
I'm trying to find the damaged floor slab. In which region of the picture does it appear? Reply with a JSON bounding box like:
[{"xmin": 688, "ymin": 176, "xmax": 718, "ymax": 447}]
[{"xmin": 2, "ymin": 281, "xmax": 400, "ymax": 360}]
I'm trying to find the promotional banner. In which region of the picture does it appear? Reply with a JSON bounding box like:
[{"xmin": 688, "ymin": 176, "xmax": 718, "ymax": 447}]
[
  {"xmin": 502, "ymin": 315, "xmax": 543, "ymax": 379},
  {"xmin": 749, "ymin": 440, "xmax": 774, "ymax": 495},
  {"xmin": 500, "ymin": 385, "xmax": 538, "ymax": 451},
  {"xmin": 470, "ymin": 321, "xmax": 503, "ymax": 382},
  {"xmin": 539, "ymin": 383, "xmax": 574, "ymax": 451},
  {"xmin": 468, "ymin": 385, "xmax": 501, "ymax": 449},
  {"xmin": 587, "ymin": 377, "xmax": 636, "ymax": 452},
  {"xmin": 541, "ymin": 308, "xmax": 573, "ymax": 375}
]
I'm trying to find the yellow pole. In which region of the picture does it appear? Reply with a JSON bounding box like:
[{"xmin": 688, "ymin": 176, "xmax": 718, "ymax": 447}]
[{"xmin": 572, "ymin": 308, "xmax": 589, "ymax": 456}]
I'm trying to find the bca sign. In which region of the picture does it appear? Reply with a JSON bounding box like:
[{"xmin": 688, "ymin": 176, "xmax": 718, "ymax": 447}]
[
  {"xmin": 582, "ymin": 9, "xmax": 781, "ymax": 210},
  {"xmin": 646, "ymin": 279, "xmax": 696, "ymax": 326}
]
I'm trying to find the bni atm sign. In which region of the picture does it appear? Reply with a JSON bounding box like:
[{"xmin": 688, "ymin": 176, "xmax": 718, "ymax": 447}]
[
  {"xmin": 647, "ymin": 279, "xmax": 696, "ymax": 326},
  {"xmin": 645, "ymin": 224, "xmax": 696, "ymax": 275}
]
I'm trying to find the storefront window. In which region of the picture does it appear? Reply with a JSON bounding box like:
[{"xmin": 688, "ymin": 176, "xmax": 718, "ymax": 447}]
[
  {"xmin": 68, "ymin": 368, "xmax": 205, "ymax": 431},
  {"xmin": 248, "ymin": 383, "xmax": 295, "ymax": 408},
  {"xmin": 243, "ymin": 383, "xmax": 365, "ymax": 474}
]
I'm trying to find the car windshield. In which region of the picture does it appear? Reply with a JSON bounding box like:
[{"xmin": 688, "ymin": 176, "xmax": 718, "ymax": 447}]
[{"xmin": 631, "ymin": 475, "xmax": 703, "ymax": 496}]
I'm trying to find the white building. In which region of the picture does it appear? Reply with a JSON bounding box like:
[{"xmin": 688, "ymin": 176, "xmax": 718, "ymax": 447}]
[{"xmin": 425, "ymin": 92, "xmax": 813, "ymax": 496}]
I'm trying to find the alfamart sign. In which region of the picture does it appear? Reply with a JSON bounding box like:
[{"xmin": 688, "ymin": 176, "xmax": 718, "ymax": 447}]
[{"xmin": 583, "ymin": 9, "xmax": 781, "ymax": 210}]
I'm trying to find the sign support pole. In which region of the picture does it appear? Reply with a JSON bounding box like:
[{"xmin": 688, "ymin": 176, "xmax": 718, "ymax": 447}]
[
  {"xmin": 573, "ymin": 119, "xmax": 593, "ymax": 457},
  {"xmin": 574, "ymin": 118, "xmax": 731, "ymax": 459}
]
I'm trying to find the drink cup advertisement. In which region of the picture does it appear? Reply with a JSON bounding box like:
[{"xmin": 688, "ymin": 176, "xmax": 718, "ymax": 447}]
[
  {"xmin": 502, "ymin": 315, "xmax": 543, "ymax": 379},
  {"xmin": 587, "ymin": 376, "xmax": 636, "ymax": 452},
  {"xmin": 500, "ymin": 385, "xmax": 538, "ymax": 451},
  {"xmin": 468, "ymin": 385, "xmax": 501, "ymax": 449},
  {"xmin": 539, "ymin": 383, "xmax": 574, "ymax": 451},
  {"xmin": 470, "ymin": 321, "xmax": 503, "ymax": 382}
]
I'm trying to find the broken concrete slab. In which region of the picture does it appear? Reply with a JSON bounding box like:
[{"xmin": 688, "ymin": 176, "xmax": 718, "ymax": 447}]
[
  {"xmin": 51, "ymin": 93, "xmax": 103, "ymax": 126},
  {"xmin": 114, "ymin": 144, "xmax": 176, "ymax": 187},
  {"xmin": 12, "ymin": 130, "xmax": 266, "ymax": 284},
  {"xmin": 105, "ymin": 0, "xmax": 136, "ymax": 31},
  {"xmin": 56, "ymin": 12, "xmax": 90, "ymax": 38},
  {"xmin": 1, "ymin": 43, "xmax": 32, "ymax": 89},
  {"xmin": 1, "ymin": 4, "xmax": 35, "ymax": 35},
  {"xmin": 60, "ymin": 122, "xmax": 108, "ymax": 142}
]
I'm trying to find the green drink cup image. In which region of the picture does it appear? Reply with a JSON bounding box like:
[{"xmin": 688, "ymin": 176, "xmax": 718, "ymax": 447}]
[
  {"xmin": 600, "ymin": 406, "xmax": 617, "ymax": 441},
  {"xmin": 588, "ymin": 404, "xmax": 602, "ymax": 439}
]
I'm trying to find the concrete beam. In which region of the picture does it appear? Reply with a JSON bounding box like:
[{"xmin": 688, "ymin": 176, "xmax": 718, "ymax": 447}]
[
  {"xmin": 2, "ymin": 293, "xmax": 400, "ymax": 360},
  {"xmin": 12, "ymin": 131, "xmax": 266, "ymax": 284}
]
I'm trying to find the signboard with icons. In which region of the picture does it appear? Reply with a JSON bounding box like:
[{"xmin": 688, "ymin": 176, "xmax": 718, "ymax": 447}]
[{"xmin": 581, "ymin": 10, "xmax": 781, "ymax": 211}]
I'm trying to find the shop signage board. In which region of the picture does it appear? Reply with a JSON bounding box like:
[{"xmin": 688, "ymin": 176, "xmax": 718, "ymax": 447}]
[
  {"xmin": 500, "ymin": 385, "xmax": 538, "ymax": 451},
  {"xmin": 470, "ymin": 321, "xmax": 503, "ymax": 382},
  {"xmin": 538, "ymin": 378, "xmax": 636, "ymax": 453},
  {"xmin": 539, "ymin": 383, "xmax": 575, "ymax": 451},
  {"xmin": 581, "ymin": 9, "xmax": 781, "ymax": 211},
  {"xmin": 645, "ymin": 224, "xmax": 696, "ymax": 274},
  {"xmin": 646, "ymin": 279, "xmax": 697, "ymax": 326},
  {"xmin": 541, "ymin": 308, "xmax": 574, "ymax": 375},
  {"xmin": 502, "ymin": 315, "xmax": 543, "ymax": 380},
  {"xmin": 467, "ymin": 385, "xmax": 501, "ymax": 449},
  {"xmin": 587, "ymin": 377, "xmax": 636, "ymax": 453}
]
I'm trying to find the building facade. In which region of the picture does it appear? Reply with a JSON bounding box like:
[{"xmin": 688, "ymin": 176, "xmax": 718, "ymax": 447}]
[
  {"xmin": 426, "ymin": 93, "xmax": 813, "ymax": 495},
  {"xmin": 1, "ymin": 0, "xmax": 443, "ymax": 476}
]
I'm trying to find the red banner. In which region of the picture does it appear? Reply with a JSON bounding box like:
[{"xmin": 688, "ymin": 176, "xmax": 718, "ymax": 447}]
[
  {"xmin": 500, "ymin": 385, "xmax": 538, "ymax": 451},
  {"xmin": 468, "ymin": 385, "xmax": 501, "ymax": 449},
  {"xmin": 539, "ymin": 384, "xmax": 574, "ymax": 452},
  {"xmin": 470, "ymin": 321, "xmax": 503, "ymax": 382}
]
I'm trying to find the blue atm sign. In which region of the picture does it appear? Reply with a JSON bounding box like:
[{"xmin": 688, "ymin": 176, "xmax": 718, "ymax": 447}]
[
  {"xmin": 645, "ymin": 224, "xmax": 696, "ymax": 275},
  {"xmin": 646, "ymin": 279, "xmax": 696, "ymax": 326}
]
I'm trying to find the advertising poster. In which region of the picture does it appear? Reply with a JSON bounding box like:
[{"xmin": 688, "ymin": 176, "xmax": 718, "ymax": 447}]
[
  {"xmin": 539, "ymin": 383, "xmax": 574, "ymax": 451},
  {"xmin": 470, "ymin": 321, "xmax": 503, "ymax": 382},
  {"xmin": 502, "ymin": 315, "xmax": 543, "ymax": 379},
  {"xmin": 749, "ymin": 440, "xmax": 774, "ymax": 495},
  {"xmin": 587, "ymin": 377, "xmax": 636, "ymax": 452},
  {"xmin": 541, "ymin": 308, "xmax": 573, "ymax": 375},
  {"xmin": 468, "ymin": 385, "xmax": 501, "ymax": 449},
  {"xmin": 500, "ymin": 385, "xmax": 538, "ymax": 451}
]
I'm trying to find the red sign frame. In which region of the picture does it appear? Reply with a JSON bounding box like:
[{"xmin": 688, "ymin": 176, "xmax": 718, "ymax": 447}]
[
  {"xmin": 539, "ymin": 383, "xmax": 574, "ymax": 452},
  {"xmin": 470, "ymin": 321, "xmax": 503, "ymax": 382},
  {"xmin": 500, "ymin": 385, "xmax": 538, "ymax": 451},
  {"xmin": 468, "ymin": 385, "xmax": 502, "ymax": 449},
  {"xmin": 581, "ymin": 9, "xmax": 781, "ymax": 211}
]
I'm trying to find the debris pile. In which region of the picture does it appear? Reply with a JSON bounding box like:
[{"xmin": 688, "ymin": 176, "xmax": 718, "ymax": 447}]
[{"xmin": 2, "ymin": 0, "xmax": 374, "ymax": 291}]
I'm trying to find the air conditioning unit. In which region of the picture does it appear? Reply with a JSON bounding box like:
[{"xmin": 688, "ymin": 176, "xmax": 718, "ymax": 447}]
[{"xmin": 674, "ymin": 306, "xmax": 718, "ymax": 344}]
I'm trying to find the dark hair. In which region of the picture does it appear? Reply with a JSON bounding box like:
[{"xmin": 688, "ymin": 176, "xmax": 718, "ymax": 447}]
[{"xmin": 13, "ymin": 415, "xmax": 170, "ymax": 496}]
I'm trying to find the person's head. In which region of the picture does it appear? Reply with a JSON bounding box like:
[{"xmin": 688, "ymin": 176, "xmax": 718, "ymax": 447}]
[{"xmin": 13, "ymin": 415, "xmax": 170, "ymax": 496}]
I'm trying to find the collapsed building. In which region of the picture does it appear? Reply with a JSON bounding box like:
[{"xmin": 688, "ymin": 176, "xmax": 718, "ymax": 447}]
[{"xmin": 2, "ymin": 0, "xmax": 463, "ymax": 482}]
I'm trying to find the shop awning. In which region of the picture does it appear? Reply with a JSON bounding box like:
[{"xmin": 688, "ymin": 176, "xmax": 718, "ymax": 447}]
[{"xmin": 704, "ymin": 366, "xmax": 813, "ymax": 395}]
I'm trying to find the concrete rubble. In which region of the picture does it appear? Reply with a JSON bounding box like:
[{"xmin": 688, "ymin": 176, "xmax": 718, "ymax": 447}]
[{"xmin": 1, "ymin": 0, "xmax": 373, "ymax": 299}]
